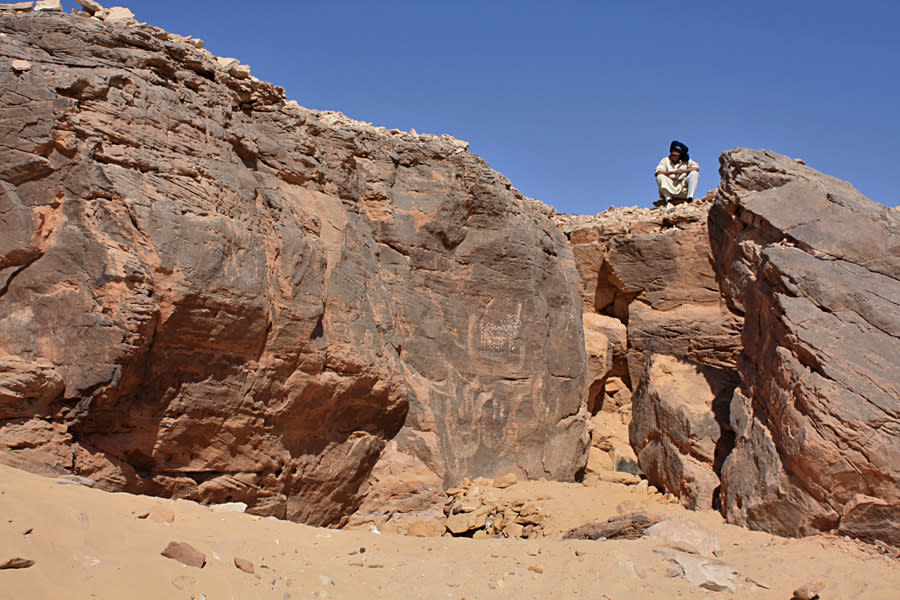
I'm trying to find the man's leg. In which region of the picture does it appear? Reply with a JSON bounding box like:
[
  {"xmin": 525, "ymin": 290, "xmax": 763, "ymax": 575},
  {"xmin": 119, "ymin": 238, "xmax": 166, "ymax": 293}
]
[
  {"xmin": 686, "ymin": 170, "xmax": 699, "ymax": 200},
  {"xmin": 656, "ymin": 174, "xmax": 671, "ymax": 201}
]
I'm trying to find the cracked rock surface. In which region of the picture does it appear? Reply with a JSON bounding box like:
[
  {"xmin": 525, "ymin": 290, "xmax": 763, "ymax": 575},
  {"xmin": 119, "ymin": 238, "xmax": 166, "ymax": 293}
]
[
  {"xmin": 0, "ymin": 11, "xmax": 588, "ymax": 525},
  {"xmin": 710, "ymin": 148, "xmax": 900, "ymax": 544},
  {"xmin": 560, "ymin": 148, "xmax": 900, "ymax": 547},
  {"xmin": 559, "ymin": 198, "xmax": 742, "ymax": 512}
]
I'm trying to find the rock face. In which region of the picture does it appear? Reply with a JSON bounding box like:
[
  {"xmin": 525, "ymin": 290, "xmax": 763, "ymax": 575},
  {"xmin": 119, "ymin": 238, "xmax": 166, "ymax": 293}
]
[
  {"xmin": 3, "ymin": 10, "xmax": 897, "ymax": 548},
  {"xmin": 629, "ymin": 354, "xmax": 734, "ymax": 510},
  {"xmin": 558, "ymin": 201, "xmax": 742, "ymax": 405},
  {"xmin": 710, "ymin": 148, "xmax": 900, "ymax": 542},
  {"xmin": 0, "ymin": 11, "xmax": 588, "ymax": 525},
  {"xmin": 558, "ymin": 200, "xmax": 742, "ymax": 510}
]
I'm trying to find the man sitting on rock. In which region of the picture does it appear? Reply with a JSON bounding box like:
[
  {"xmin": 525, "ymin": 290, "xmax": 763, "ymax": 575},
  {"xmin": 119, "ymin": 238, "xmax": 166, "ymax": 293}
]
[{"xmin": 654, "ymin": 140, "xmax": 699, "ymax": 206}]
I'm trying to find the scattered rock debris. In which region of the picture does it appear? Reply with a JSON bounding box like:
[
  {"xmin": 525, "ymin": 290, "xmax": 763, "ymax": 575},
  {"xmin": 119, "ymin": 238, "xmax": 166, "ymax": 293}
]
[{"xmin": 444, "ymin": 477, "xmax": 546, "ymax": 539}]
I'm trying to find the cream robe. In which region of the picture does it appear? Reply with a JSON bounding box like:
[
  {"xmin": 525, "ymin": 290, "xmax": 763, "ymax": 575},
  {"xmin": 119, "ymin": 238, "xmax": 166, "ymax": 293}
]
[{"xmin": 655, "ymin": 156, "xmax": 699, "ymax": 198}]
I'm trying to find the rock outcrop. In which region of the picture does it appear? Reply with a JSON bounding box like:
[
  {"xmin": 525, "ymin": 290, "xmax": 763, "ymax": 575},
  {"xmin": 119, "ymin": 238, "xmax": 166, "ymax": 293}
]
[
  {"xmin": 0, "ymin": 9, "xmax": 588, "ymax": 525},
  {"xmin": 710, "ymin": 149, "xmax": 900, "ymax": 543},
  {"xmin": 558, "ymin": 200, "xmax": 742, "ymax": 401},
  {"xmin": 563, "ymin": 149, "xmax": 900, "ymax": 547},
  {"xmin": 2, "ymin": 6, "xmax": 898, "ymax": 549},
  {"xmin": 629, "ymin": 354, "xmax": 734, "ymax": 510},
  {"xmin": 558, "ymin": 199, "xmax": 742, "ymax": 510}
]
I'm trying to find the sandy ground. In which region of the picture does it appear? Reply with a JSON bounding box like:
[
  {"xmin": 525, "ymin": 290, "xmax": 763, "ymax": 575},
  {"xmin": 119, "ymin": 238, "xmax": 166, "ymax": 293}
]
[{"xmin": 2, "ymin": 465, "xmax": 899, "ymax": 599}]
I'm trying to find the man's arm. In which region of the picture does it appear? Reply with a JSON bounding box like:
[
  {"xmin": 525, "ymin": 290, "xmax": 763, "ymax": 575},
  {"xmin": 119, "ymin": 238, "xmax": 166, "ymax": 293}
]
[
  {"xmin": 658, "ymin": 167, "xmax": 698, "ymax": 177},
  {"xmin": 658, "ymin": 165, "xmax": 699, "ymax": 176}
]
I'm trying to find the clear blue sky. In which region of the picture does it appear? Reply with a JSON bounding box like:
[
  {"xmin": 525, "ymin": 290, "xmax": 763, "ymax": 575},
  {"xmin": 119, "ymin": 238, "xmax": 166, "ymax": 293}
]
[{"xmin": 63, "ymin": 1, "xmax": 900, "ymax": 213}]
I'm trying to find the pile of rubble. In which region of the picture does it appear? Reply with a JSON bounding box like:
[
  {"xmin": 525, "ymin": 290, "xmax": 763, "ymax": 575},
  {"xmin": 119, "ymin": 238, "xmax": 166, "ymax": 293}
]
[
  {"xmin": 2, "ymin": 1, "xmax": 270, "ymax": 95},
  {"xmin": 553, "ymin": 189, "xmax": 716, "ymax": 237},
  {"xmin": 442, "ymin": 475, "xmax": 546, "ymax": 539},
  {"xmin": 1, "ymin": 1, "xmax": 135, "ymax": 25},
  {"xmin": 1, "ymin": 0, "xmax": 474, "ymax": 155}
]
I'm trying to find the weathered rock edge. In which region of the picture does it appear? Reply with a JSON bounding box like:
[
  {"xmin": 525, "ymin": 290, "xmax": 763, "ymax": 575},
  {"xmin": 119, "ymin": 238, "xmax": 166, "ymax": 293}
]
[
  {"xmin": 0, "ymin": 10, "xmax": 588, "ymax": 526},
  {"xmin": 558, "ymin": 195, "xmax": 742, "ymax": 514},
  {"xmin": 710, "ymin": 148, "xmax": 900, "ymax": 545}
]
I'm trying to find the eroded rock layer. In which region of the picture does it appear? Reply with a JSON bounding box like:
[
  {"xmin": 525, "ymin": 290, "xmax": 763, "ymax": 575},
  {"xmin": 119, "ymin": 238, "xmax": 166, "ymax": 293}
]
[{"xmin": 0, "ymin": 11, "xmax": 588, "ymax": 525}]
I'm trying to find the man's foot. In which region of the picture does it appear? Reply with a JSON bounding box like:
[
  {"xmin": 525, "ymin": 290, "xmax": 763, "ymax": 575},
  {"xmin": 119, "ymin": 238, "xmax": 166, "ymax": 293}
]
[
  {"xmin": 653, "ymin": 198, "xmax": 668, "ymax": 207},
  {"xmin": 687, "ymin": 197, "xmax": 694, "ymax": 202}
]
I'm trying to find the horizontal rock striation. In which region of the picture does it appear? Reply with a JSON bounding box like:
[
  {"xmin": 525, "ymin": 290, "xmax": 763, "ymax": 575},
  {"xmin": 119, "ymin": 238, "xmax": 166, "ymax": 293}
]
[
  {"xmin": 710, "ymin": 148, "xmax": 900, "ymax": 544},
  {"xmin": 0, "ymin": 10, "xmax": 588, "ymax": 525}
]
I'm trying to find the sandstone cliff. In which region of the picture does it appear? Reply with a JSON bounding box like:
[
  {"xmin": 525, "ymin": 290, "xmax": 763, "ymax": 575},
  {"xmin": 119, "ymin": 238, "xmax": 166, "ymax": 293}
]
[
  {"xmin": 559, "ymin": 198, "xmax": 742, "ymax": 511},
  {"xmin": 2, "ymin": 4, "xmax": 899, "ymax": 550},
  {"xmin": 0, "ymin": 8, "xmax": 588, "ymax": 526}
]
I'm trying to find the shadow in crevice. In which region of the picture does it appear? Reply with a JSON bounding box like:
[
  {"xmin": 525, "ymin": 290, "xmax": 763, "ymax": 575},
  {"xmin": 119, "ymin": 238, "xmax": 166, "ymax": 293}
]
[{"xmin": 708, "ymin": 368, "xmax": 738, "ymax": 512}]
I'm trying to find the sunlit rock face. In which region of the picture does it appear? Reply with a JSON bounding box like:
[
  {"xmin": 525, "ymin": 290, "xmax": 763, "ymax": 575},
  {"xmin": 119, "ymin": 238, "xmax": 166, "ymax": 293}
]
[
  {"xmin": 7, "ymin": 7, "xmax": 896, "ymax": 547},
  {"xmin": 710, "ymin": 148, "xmax": 900, "ymax": 544},
  {"xmin": 558, "ymin": 197, "xmax": 742, "ymax": 513},
  {"xmin": 0, "ymin": 11, "xmax": 588, "ymax": 526}
]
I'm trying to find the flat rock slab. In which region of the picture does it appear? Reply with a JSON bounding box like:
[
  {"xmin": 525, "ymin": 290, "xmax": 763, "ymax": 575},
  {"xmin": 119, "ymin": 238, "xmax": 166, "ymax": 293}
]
[
  {"xmin": 646, "ymin": 517, "xmax": 722, "ymax": 558},
  {"xmin": 654, "ymin": 547, "xmax": 738, "ymax": 592},
  {"xmin": 54, "ymin": 475, "xmax": 96, "ymax": 487},
  {"xmin": 0, "ymin": 557, "xmax": 35, "ymax": 569},
  {"xmin": 210, "ymin": 502, "xmax": 247, "ymax": 513},
  {"xmin": 74, "ymin": 0, "xmax": 102, "ymax": 13},
  {"xmin": 161, "ymin": 541, "xmax": 206, "ymax": 568},
  {"xmin": 563, "ymin": 512, "xmax": 664, "ymax": 540}
]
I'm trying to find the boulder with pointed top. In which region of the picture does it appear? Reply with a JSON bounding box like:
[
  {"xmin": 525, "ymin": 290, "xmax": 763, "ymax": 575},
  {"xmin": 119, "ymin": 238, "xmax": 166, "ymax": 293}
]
[{"xmin": 711, "ymin": 148, "xmax": 900, "ymax": 544}]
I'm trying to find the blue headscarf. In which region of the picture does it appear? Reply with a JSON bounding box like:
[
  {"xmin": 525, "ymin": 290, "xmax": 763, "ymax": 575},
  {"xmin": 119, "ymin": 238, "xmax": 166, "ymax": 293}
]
[{"xmin": 669, "ymin": 140, "xmax": 690, "ymax": 163}]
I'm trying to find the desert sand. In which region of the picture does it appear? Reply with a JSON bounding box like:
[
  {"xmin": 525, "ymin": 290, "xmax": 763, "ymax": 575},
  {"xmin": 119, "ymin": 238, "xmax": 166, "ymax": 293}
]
[{"xmin": 2, "ymin": 463, "xmax": 898, "ymax": 600}]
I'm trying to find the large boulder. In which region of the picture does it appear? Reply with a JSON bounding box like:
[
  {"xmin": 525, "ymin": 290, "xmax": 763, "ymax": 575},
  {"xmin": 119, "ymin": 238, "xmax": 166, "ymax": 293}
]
[
  {"xmin": 629, "ymin": 354, "xmax": 736, "ymax": 509},
  {"xmin": 710, "ymin": 148, "xmax": 900, "ymax": 543},
  {"xmin": 0, "ymin": 11, "xmax": 588, "ymax": 525}
]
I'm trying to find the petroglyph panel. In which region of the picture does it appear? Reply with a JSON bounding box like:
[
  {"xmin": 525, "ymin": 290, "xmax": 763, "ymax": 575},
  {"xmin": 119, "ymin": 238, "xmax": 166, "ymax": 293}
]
[
  {"xmin": 429, "ymin": 375, "xmax": 561, "ymax": 485},
  {"xmin": 468, "ymin": 299, "xmax": 526, "ymax": 374}
]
